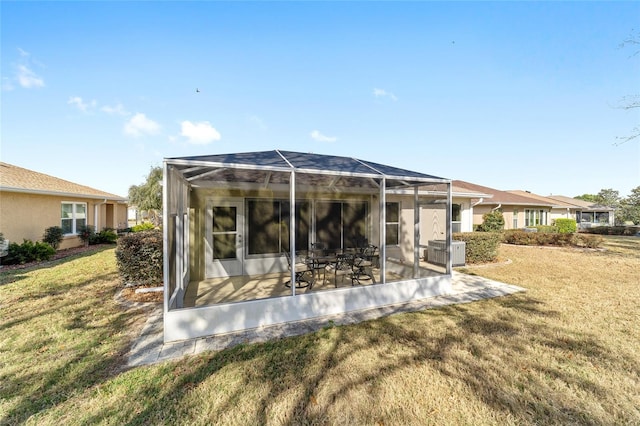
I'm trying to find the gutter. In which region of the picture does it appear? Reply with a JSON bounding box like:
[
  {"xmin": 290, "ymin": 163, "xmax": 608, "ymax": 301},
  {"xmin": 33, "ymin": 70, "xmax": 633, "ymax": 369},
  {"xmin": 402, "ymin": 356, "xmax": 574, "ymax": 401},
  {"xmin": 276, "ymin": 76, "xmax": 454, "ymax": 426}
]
[
  {"xmin": 471, "ymin": 197, "xmax": 484, "ymax": 207},
  {"xmin": 0, "ymin": 186, "xmax": 126, "ymax": 202}
]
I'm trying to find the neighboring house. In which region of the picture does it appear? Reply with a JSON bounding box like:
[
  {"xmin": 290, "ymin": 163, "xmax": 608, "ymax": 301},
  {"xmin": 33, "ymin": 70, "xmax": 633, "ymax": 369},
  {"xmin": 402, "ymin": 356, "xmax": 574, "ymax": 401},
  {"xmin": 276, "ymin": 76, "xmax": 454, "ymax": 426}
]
[
  {"xmin": 546, "ymin": 195, "xmax": 615, "ymax": 228},
  {"xmin": 162, "ymin": 150, "xmax": 455, "ymax": 342},
  {"xmin": 453, "ymin": 180, "xmax": 556, "ymax": 230},
  {"xmin": 0, "ymin": 162, "xmax": 128, "ymax": 249},
  {"xmin": 507, "ymin": 190, "xmax": 579, "ymax": 225}
]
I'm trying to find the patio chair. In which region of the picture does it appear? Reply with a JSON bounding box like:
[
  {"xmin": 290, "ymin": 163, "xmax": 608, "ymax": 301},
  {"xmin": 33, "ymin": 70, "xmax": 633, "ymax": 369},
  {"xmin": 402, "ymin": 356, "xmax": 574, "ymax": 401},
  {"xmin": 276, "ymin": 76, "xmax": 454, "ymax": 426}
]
[
  {"xmin": 362, "ymin": 244, "xmax": 379, "ymax": 268},
  {"xmin": 283, "ymin": 251, "xmax": 314, "ymax": 289},
  {"xmin": 325, "ymin": 253, "xmax": 357, "ymax": 287},
  {"xmin": 352, "ymin": 254, "xmax": 375, "ymax": 284}
]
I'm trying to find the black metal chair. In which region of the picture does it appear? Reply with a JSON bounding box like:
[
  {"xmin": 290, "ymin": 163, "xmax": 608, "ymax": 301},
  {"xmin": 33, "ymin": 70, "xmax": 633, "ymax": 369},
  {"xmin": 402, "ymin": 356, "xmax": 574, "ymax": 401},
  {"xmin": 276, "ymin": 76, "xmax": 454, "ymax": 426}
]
[
  {"xmin": 283, "ymin": 251, "xmax": 313, "ymax": 289},
  {"xmin": 325, "ymin": 253, "xmax": 357, "ymax": 287}
]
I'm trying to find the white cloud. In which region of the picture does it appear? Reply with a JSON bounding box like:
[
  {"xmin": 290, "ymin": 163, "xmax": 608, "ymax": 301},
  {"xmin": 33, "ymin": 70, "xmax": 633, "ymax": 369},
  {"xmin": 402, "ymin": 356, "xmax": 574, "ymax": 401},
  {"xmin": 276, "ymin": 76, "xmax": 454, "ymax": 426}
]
[
  {"xmin": 67, "ymin": 96, "xmax": 97, "ymax": 113},
  {"xmin": 310, "ymin": 130, "xmax": 337, "ymax": 143},
  {"xmin": 373, "ymin": 87, "xmax": 398, "ymax": 102},
  {"xmin": 124, "ymin": 113, "xmax": 161, "ymax": 137},
  {"xmin": 5, "ymin": 48, "xmax": 45, "ymax": 90},
  {"xmin": 102, "ymin": 103, "xmax": 129, "ymax": 116},
  {"xmin": 17, "ymin": 64, "xmax": 45, "ymax": 89},
  {"xmin": 180, "ymin": 120, "xmax": 221, "ymax": 145}
]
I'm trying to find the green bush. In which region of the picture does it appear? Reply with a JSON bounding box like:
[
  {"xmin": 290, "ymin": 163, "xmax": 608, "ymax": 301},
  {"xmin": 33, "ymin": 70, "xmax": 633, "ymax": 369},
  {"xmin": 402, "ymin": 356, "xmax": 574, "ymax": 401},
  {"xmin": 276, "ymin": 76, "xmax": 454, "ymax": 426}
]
[
  {"xmin": 554, "ymin": 218, "xmax": 577, "ymax": 234},
  {"xmin": 581, "ymin": 226, "xmax": 639, "ymax": 236},
  {"xmin": 115, "ymin": 229, "xmax": 163, "ymax": 285},
  {"xmin": 131, "ymin": 222, "xmax": 156, "ymax": 232},
  {"xmin": 534, "ymin": 225, "xmax": 558, "ymax": 233},
  {"xmin": 3, "ymin": 239, "xmax": 56, "ymax": 265},
  {"xmin": 453, "ymin": 232, "xmax": 502, "ymax": 263},
  {"xmin": 503, "ymin": 230, "xmax": 573, "ymax": 246},
  {"xmin": 43, "ymin": 226, "xmax": 64, "ymax": 250},
  {"xmin": 503, "ymin": 230, "xmax": 604, "ymax": 249},
  {"xmin": 76, "ymin": 225, "xmax": 96, "ymax": 246},
  {"xmin": 90, "ymin": 228, "xmax": 118, "ymax": 245},
  {"xmin": 477, "ymin": 211, "xmax": 504, "ymax": 232}
]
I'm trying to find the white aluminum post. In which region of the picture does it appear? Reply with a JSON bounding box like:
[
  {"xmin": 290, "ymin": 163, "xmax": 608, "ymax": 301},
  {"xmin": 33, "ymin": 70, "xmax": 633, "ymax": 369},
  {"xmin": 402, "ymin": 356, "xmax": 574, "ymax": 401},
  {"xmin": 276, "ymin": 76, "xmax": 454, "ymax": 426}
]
[
  {"xmin": 380, "ymin": 177, "xmax": 386, "ymax": 284},
  {"xmin": 290, "ymin": 170, "xmax": 296, "ymax": 295},
  {"xmin": 414, "ymin": 186, "xmax": 419, "ymax": 279},
  {"xmin": 446, "ymin": 181, "xmax": 453, "ymax": 274}
]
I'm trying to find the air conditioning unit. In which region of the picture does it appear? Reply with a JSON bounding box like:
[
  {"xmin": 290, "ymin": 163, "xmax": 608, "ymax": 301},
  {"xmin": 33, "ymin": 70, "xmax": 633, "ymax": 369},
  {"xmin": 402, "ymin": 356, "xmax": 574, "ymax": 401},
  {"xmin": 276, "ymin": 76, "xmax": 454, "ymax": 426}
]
[{"xmin": 426, "ymin": 240, "xmax": 465, "ymax": 267}]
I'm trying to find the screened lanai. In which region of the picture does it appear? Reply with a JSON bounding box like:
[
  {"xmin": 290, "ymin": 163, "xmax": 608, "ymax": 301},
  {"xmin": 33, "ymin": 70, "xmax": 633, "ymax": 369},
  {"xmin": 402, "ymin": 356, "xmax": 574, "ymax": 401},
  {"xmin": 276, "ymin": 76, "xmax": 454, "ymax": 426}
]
[{"xmin": 162, "ymin": 150, "xmax": 453, "ymax": 342}]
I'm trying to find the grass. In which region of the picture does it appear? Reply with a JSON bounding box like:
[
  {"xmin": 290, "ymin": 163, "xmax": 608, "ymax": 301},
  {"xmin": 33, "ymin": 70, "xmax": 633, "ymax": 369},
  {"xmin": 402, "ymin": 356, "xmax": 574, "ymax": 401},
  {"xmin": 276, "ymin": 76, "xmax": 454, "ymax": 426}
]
[{"xmin": 1, "ymin": 236, "xmax": 639, "ymax": 425}]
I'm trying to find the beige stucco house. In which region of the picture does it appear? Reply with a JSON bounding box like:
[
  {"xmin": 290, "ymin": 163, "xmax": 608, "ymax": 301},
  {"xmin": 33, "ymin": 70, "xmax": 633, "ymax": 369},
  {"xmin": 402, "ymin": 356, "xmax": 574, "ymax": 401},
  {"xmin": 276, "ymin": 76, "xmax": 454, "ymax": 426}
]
[
  {"xmin": 453, "ymin": 180, "xmax": 557, "ymax": 230},
  {"xmin": 0, "ymin": 162, "xmax": 127, "ymax": 249}
]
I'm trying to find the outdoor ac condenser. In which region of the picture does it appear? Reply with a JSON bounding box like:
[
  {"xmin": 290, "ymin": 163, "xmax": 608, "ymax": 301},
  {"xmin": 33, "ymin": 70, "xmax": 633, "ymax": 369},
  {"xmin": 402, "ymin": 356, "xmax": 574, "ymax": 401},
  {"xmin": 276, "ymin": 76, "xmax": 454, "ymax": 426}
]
[{"xmin": 426, "ymin": 240, "xmax": 466, "ymax": 267}]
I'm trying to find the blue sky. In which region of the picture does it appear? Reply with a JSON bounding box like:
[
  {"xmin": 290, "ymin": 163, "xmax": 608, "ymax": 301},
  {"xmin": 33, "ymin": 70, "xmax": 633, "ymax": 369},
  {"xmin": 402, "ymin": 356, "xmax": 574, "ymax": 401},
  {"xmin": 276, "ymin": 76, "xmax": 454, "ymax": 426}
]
[{"xmin": 2, "ymin": 1, "xmax": 639, "ymax": 199}]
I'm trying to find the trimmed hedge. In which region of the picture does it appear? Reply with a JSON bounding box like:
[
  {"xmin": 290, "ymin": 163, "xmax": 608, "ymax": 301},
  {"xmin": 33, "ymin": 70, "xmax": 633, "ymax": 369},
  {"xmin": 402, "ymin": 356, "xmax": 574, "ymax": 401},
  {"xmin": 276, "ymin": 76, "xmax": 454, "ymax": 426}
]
[
  {"xmin": 453, "ymin": 232, "xmax": 502, "ymax": 264},
  {"xmin": 554, "ymin": 218, "xmax": 577, "ymax": 234},
  {"xmin": 115, "ymin": 229, "xmax": 163, "ymax": 285},
  {"xmin": 503, "ymin": 230, "xmax": 603, "ymax": 248},
  {"xmin": 580, "ymin": 226, "xmax": 639, "ymax": 236}
]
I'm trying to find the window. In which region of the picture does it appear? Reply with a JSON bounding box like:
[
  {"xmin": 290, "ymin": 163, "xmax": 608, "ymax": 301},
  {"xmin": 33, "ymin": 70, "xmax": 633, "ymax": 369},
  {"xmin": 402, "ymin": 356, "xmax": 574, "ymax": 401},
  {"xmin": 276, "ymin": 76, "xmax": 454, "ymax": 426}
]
[
  {"xmin": 61, "ymin": 202, "xmax": 87, "ymax": 235},
  {"xmin": 524, "ymin": 209, "xmax": 547, "ymax": 227},
  {"xmin": 452, "ymin": 204, "xmax": 461, "ymax": 233},
  {"xmin": 246, "ymin": 199, "xmax": 310, "ymax": 255},
  {"xmin": 315, "ymin": 201, "xmax": 368, "ymax": 250},
  {"xmin": 385, "ymin": 202, "xmax": 400, "ymax": 246},
  {"xmin": 513, "ymin": 209, "xmax": 519, "ymax": 229}
]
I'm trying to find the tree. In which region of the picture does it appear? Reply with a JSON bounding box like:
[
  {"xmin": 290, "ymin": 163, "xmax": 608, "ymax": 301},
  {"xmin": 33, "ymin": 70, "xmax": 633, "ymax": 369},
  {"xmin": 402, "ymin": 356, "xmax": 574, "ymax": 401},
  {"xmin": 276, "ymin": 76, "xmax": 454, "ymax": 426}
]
[
  {"xmin": 128, "ymin": 166, "xmax": 163, "ymax": 225},
  {"xmin": 617, "ymin": 186, "xmax": 640, "ymax": 225},
  {"xmin": 595, "ymin": 188, "xmax": 621, "ymax": 208},
  {"xmin": 574, "ymin": 194, "xmax": 598, "ymax": 203}
]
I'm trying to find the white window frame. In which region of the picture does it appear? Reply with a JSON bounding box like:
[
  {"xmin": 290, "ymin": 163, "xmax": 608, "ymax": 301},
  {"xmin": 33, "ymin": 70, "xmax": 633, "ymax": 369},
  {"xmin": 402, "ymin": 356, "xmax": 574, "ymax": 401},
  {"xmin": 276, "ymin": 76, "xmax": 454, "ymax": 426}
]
[
  {"xmin": 524, "ymin": 209, "xmax": 548, "ymax": 227},
  {"xmin": 385, "ymin": 202, "xmax": 400, "ymax": 246},
  {"xmin": 61, "ymin": 202, "xmax": 87, "ymax": 235}
]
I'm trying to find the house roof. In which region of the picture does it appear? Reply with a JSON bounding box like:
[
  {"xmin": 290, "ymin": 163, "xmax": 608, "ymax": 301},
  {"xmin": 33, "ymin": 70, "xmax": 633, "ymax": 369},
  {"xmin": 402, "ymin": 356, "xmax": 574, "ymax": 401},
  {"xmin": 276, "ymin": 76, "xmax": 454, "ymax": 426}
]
[
  {"xmin": 546, "ymin": 194, "xmax": 614, "ymax": 212},
  {"xmin": 453, "ymin": 180, "xmax": 555, "ymax": 207},
  {"xmin": 507, "ymin": 190, "xmax": 576, "ymax": 208},
  {"xmin": 0, "ymin": 162, "xmax": 126, "ymax": 201},
  {"xmin": 167, "ymin": 150, "xmax": 450, "ymax": 190}
]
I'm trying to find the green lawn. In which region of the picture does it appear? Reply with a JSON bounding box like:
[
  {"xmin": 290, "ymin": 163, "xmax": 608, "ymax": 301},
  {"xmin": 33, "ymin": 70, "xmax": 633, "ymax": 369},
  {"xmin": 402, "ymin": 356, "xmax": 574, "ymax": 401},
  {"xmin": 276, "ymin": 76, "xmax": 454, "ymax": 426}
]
[{"xmin": 1, "ymin": 237, "xmax": 639, "ymax": 425}]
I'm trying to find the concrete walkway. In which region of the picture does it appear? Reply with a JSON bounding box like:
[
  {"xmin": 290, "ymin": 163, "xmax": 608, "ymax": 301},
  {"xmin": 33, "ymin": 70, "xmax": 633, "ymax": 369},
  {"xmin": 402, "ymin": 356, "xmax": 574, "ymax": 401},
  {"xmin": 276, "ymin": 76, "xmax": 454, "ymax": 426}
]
[{"xmin": 126, "ymin": 272, "xmax": 525, "ymax": 368}]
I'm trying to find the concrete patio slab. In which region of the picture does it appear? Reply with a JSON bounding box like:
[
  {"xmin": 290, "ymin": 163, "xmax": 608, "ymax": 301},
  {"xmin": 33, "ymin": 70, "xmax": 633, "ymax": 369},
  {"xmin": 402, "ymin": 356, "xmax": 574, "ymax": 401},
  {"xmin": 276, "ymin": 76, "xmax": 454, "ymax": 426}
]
[{"xmin": 126, "ymin": 271, "xmax": 525, "ymax": 368}]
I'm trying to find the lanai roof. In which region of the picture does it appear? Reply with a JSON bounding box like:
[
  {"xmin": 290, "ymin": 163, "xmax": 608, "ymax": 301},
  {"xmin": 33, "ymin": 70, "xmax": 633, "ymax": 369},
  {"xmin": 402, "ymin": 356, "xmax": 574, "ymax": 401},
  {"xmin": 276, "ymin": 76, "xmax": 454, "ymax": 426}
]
[{"xmin": 167, "ymin": 150, "xmax": 450, "ymax": 190}]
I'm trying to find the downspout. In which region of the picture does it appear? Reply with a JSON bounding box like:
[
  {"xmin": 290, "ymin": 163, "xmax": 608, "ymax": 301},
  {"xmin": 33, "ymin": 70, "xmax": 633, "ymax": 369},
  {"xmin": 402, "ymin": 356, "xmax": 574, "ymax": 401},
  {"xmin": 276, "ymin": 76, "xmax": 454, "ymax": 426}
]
[
  {"xmin": 491, "ymin": 204, "xmax": 502, "ymax": 211},
  {"xmin": 471, "ymin": 197, "xmax": 484, "ymax": 207}
]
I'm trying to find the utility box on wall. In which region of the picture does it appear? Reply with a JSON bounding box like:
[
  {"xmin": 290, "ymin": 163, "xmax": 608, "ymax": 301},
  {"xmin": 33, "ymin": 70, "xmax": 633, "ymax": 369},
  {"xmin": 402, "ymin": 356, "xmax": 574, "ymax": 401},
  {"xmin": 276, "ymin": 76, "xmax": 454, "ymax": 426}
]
[{"xmin": 426, "ymin": 240, "xmax": 466, "ymax": 267}]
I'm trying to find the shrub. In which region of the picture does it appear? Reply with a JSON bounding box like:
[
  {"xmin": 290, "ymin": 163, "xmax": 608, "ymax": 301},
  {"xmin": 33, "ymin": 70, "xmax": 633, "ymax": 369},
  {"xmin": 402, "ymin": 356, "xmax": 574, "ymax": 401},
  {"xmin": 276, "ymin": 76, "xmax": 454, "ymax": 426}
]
[
  {"xmin": 477, "ymin": 211, "xmax": 504, "ymax": 232},
  {"xmin": 534, "ymin": 225, "xmax": 558, "ymax": 233},
  {"xmin": 554, "ymin": 218, "xmax": 577, "ymax": 234},
  {"xmin": 131, "ymin": 222, "xmax": 156, "ymax": 232},
  {"xmin": 115, "ymin": 229, "xmax": 163, "ymax": 286},
  {"xmin": 3, "ymin": 239, "xmax": 56, "ymax": 265},
  {"xmin": 90, "ymin": 228, "xmax": 118, "ymax": 245},
  {"xmin": 572, "ymin": 234, "xmax": 604, "ymax": 248},
  {"xmin": 580, "ymin": 226, "xmax": 639, "ymax": 236},
  {"xmin": 77, "ymin": 225, "xmax": 95, "ymax": 246},
  {"xmin": 43, "ymin": 226, "xmax": 64, "ymax": 250},
  {"xmin": 453, "ymin": 232, "xmax": 502, "ymax": 263}
]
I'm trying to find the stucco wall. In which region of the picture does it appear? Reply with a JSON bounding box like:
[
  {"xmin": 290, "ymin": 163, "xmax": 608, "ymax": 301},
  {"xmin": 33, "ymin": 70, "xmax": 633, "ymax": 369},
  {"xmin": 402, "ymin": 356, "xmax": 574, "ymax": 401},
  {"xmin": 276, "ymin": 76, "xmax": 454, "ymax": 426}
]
[{"xmin": 0, "ymin": 191, "xmax": 126, "ymax": 249}]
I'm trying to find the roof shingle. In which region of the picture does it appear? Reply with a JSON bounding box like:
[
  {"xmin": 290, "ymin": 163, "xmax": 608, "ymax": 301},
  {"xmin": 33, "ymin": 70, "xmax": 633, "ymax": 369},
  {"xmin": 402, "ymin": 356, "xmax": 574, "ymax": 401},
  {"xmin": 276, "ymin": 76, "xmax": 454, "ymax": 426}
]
[{"xmin": 0, "ymin": 162, "xmax": 126, "ymax": 200}]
